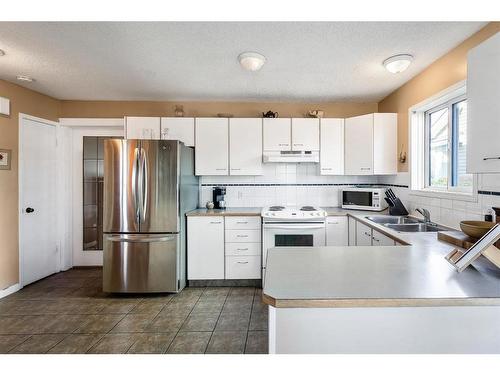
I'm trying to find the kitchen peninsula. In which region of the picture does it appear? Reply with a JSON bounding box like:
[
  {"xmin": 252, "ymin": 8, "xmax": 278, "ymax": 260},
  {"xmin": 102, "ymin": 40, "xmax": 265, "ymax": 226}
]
[{"xmin": 263, "ymin": 215, "xmax": 500, "ymax": 354}]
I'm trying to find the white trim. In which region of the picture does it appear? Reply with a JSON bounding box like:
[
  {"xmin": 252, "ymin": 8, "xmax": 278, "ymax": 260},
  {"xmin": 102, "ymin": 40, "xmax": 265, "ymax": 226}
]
[
  {"xmin": 408, "ymin": 80, "xmax": 467, "ymax": 113},
  {"xmin": 69, "ymin": 125, "xmax": 124, "ymax": 266},
  {"xmin": 59, "ymin": 118, "xmax": 124, "ymax": 128},
  {"xmin": 408, "ymin": 81, "xmax": 477, "ymax": 202},
  {"xmin": 0, "ymin": 283, "xmax": 20, "ymax": 299},
  {"xmin": 18, "ymin": 113, "xmax": 60, "ymax": 288}
]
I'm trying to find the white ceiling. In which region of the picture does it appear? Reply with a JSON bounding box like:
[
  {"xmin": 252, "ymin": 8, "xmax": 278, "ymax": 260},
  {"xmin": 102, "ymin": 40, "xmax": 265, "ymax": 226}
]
[{"xmin": 0, "ymin": 22, "xmax": 487, "ymax": 102}]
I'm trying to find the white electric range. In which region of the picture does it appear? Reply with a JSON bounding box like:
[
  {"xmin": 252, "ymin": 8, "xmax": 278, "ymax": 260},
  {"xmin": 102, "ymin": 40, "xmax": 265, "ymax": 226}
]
[{"xmin": 261, "ymin": 206, "xmax": 327, "ymax": 280}]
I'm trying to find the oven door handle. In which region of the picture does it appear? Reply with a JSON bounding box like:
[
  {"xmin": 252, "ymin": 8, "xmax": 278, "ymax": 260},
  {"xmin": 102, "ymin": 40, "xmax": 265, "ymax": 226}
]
[{"xmin": 263, "ymin": 225, "xmax": 325, "ymax": 230}]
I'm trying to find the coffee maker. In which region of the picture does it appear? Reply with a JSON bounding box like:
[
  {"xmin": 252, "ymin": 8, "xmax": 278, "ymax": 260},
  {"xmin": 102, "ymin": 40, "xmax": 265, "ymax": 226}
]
[{"xmin": 212, "ymin": 186, "xmax": 226, "ymax": 209}]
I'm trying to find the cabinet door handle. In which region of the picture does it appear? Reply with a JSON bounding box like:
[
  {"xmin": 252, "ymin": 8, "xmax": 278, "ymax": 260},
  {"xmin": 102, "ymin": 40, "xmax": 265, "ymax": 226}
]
[
  {"xmin": 278, "ymin": 143, "xmax": 289, "ymax": 146},
  {"xmin": 231, "ymin": 168, "xmax": 241, "ymax": 170},
  {"xmin": 364, "ymin": 232, "xmax": 371, "ymax": 237},
  {"xmin": 236, "ymin": 235, "xmax": 249, "ymax": 238},
  {"xmin": 237, "ymin": 261, "xmax": 249, "ymax": 264},
  {"xmin": 328, "ymin": 222, "xmax": 339, "ymax": 225},
  {"xmin": 483, "ymin": 156, "xmax": 500, "ymax": 161},
  {"xmin": 237, "ymin": 248, "xmax": 249, "ymax": 251},
  {"xmin": 210, "ymin": 221, "xmax": 222, "ymax": 224},
  {"xmin": 322, "ymin": 168, "xmax": 332, "ymax": 171},
  {"xmin": 236, "ymin": 222, "xmax": 248, "ymax": 224},
  {"xmin": 215, "ymin": 168, "xmax": 227, "ymax": 171},
  {"xmin": 373, "ymin": 238, "xmax": 380, "ymax": 242},
  {"xmin": 360, "ymin": 167, "xmax": 371, "ymax": 171},
  {"xmin": 293, "ymin": 143, "xmax": 304, "ymax": 146}
]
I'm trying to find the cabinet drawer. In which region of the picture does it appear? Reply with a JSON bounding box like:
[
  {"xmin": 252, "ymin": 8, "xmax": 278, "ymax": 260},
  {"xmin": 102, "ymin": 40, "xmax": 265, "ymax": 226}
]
[
  {"xmin": 225, "ymin": 229, "xmax": 261, "ymax": 243},
  {"xmin": 225, "ymin": 256, "xmax": 261, "ymax": 279},
  {"xmin": 225, "ymin": 242, "xmax": 261, "ymax": 256},
  {"xmin": 225, "ymin": 216, "xmax": 261, "ymax": 230}
]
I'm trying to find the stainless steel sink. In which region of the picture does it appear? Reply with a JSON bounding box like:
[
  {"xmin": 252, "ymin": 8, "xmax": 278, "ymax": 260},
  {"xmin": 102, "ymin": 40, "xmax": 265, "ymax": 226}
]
[
  {"xmin": 384, "ymin": 223, "xmax": 447, "ymax": 232},
  {"xmin": 365, "ymin": 216, "xmax": 421, "ymax": 225},
  {"xmin": 365, "ymin": 216, "xmax": 448, "ymax": 232}
]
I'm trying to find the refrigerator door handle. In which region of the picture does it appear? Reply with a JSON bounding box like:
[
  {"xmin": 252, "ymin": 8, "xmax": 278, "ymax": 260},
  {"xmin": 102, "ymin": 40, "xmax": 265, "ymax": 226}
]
[
  {"xmin": 132, "ymin": 147, "xmax": 141, "ymax": 224},
  {"xmin": 140, "ymin": 147, "xmax": 148, "ymax": 223},
  {"xmin": 106, "ymin": 234, "xmax": 176, "ymax": 243}
]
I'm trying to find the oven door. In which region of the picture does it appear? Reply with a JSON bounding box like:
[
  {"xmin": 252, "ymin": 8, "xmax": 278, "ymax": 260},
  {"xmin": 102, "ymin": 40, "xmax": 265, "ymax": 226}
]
[{"xmin": 262, "ymin": 222, "xmax": 326, "ymax": 274}]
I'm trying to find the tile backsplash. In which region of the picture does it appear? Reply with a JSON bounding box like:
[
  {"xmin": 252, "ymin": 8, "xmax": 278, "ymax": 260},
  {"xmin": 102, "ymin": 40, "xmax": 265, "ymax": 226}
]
[
  {"xmin": 199, "ymin": 164, "xmax": 500, "ymax": 230},
  {"xmin": 199, "ymin": 163, "xmax": 379, "ymax": 208},
  {"xmin": 379, "ymin": 173, "xmax": 500, "ymax": 230}
]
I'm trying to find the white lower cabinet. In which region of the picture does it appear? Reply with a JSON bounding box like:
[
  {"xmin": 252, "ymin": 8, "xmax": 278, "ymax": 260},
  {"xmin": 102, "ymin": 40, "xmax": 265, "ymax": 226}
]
[
  {"xmin": 356, "ymin": 222, "xmax": 373, "ymax": 246},
  {"xmin": 372, "ymin": 230, "xmax": 396, "ymax": 246},
  {"xmin": 225, "ymin": 216, "xmax": 261, "ymax": 280},
  {"xmin": 188, "ymin": 215, "xmax": 262, "ymax": 281},
  {"xmin": 348, "ymin": 217, "xmax": 357, "ymax": 246},
  {"xmin": 353, "ymin": 218, "xmax": 397, "ymax": 246},
  {"xmin": 187, "ymin": 217, "xmax": 225, "ymax": 280},
  {"xmin": 225, "ymin": 256, "xmax": 261, "ymax": 280},
  {"xmin": 326, "ymin": 216, "xmax": 348, "ymax": 246}
]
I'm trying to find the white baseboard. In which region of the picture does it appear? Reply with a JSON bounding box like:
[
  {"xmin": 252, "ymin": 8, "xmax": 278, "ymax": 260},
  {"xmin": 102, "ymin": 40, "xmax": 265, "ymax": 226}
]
[{"xmin": 0, "ymin": 283, "xmax": 21, "ymax": 299}]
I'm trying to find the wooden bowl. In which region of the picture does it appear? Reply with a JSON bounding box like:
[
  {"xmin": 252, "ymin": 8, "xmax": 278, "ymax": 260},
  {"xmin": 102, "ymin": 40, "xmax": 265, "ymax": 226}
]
[{"xmin": 460, "ymin": 221, "xmax": 495, "ymax": 239}]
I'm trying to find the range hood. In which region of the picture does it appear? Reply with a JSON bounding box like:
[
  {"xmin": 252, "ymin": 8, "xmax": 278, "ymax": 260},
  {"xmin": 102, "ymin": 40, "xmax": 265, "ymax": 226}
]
[{"xmin": 263, "ymin": 150, "xmax": 319, "ymax": 163}]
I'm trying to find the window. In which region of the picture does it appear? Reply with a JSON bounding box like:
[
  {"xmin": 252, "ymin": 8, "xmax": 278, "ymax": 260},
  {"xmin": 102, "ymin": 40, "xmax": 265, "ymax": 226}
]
[{"xmin": 424, "ymin": 94, "xmax": 472, "ymax": 193}]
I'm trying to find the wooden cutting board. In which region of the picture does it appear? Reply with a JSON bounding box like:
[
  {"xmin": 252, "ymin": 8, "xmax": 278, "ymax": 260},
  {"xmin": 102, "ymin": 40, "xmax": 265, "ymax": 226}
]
[{"xmin": 438, "ymin": 231, "xmax": 477, "ymax": 249}]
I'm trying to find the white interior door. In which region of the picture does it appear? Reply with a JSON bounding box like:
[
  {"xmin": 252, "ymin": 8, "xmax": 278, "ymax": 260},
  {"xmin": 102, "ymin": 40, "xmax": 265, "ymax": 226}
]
[{"xmin": 19, "ymin": 115, "xmax": 58, "ymax": 286}]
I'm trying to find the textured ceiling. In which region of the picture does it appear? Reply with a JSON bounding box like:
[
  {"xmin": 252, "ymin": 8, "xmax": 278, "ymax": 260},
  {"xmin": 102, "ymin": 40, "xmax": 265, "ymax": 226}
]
[{"xmin": 0, "ymin": 22, "xmax": 487, "ymax": 102}]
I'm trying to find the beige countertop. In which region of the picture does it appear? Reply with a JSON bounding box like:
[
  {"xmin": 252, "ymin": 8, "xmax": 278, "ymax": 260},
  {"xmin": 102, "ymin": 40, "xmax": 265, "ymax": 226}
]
[
  {"xmin": 263, "ymin": 209, "xmax": 500, "ymax": 308},
  {"xmin": 186, "ymin": 207, "xmax": 262, "ymax": 216}
]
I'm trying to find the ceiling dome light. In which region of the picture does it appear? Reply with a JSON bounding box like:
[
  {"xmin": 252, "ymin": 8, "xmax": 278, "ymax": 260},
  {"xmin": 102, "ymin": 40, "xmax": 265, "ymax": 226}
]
[
  {"xmin": 238, "ymin": 52, "xmax": 266, "ymax": 71},
  {"xmin": 16, "ymin": 75, "xmax": 35, "ymax": 83},
  {"xmin": 383, "ymin": 54, "xmax": 414, "ymax": 73}
]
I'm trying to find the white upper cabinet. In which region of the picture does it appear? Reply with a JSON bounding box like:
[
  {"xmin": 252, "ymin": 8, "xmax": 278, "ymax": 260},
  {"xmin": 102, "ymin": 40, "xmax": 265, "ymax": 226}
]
[
  {"xmin": 373, "ymin": 113, "xmax": 397, "ymax": 174},
  {"xmin": 195, "ymin": 118, "xmax": 229, "ymax": 176},
  {"xmin": 345, "ymin": 114, "xmax": 374, "ymax": 175},
  {"xmin": 125, "ymin": 117, "xmax": 161, "ymax": 139},
  {"xmin": 467, "ymin": 32, "xmax": 500, "ymax": 173},
  {"xmin": 320, "ymin": 118, "xmax": 344, "ymax": 175},
  {"xmin": 263, "ymin": 118, "xmax": 291, "ymax": 151},
  {"xmin": 160, "ymin": 117, "xmax": 194, "ymax": 147},
  {"xmin": 344, "ymin": 113, "xmax": 397, "ymax": 175},
  {"xmin": 229, "ymin": 118, "xmax": 263, "ymax": 175},
  {"xmin": 292, "ymin": 118, "xmax": 320, "ymax": 151}
]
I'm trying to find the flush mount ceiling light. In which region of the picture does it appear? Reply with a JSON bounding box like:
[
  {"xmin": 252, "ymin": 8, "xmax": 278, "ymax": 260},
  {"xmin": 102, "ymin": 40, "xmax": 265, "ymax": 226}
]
[
  {"xmin": 16, "ymin": 75, "xmax": 35, "ymax": 83},
  {"xmin": 238, "ymin": 52, "xmax": 266, "ymax": 71},
  {"xmin": 383, "ymin": 54, "xmax": 414, "ymax": 74}
]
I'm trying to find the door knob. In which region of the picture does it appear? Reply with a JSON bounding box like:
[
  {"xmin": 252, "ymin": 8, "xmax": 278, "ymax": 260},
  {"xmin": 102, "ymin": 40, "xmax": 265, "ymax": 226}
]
[{"xmin": 26, "ymin": 207, "xmax": 35, "ymax": 213}]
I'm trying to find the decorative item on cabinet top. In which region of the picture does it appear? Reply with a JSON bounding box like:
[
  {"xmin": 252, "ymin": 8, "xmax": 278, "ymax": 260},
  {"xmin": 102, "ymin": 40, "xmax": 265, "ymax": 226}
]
[
  {"xmin": 262, "ymin": 110, "xmax": 279, "ymax": 118},
  {"xmin": 306, "ymin": 109, "xmax": 324, "ymax": 118},
  {"xmin": 174, "ymin": 105, "xmax": 184, "ymax": 117}
]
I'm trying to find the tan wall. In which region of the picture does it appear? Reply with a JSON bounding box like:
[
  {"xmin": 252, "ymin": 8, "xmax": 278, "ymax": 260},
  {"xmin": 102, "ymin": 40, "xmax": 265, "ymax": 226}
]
[
  {"xmin": 0, "ymin": 80, "xmax": 60, "ymax": 289},
  {"xmin": 60, "ymin": 100, "xmax": 377, "ymax": 119},
  {"xmin": 379, "ymin": 22, "xmax": 500, "ymax": 172}
]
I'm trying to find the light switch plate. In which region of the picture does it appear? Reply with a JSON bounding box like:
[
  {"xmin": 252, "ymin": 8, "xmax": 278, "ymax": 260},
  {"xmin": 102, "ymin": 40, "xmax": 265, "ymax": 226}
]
[{"xmin": 0, "ymin": 97, "xmax": 10, "ymax": 116}]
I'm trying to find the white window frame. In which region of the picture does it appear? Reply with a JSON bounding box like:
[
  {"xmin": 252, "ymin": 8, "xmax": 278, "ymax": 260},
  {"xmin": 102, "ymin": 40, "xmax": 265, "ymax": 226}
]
[{"xmin": 409, "ymin": 80, "xmax": 478, "ymax": 202}]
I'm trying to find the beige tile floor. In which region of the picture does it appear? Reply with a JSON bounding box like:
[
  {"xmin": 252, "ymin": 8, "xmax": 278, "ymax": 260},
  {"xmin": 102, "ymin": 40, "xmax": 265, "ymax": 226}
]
[{"xmin": 0, "ymin": 268, "xmax": 268, "ymax": 354}]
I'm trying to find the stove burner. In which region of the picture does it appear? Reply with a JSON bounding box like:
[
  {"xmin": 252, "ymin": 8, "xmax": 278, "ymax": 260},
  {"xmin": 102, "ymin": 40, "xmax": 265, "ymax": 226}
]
[
  {"xmin": 269, "ymin": 206, "xmax": 285, "ymax": 211},
  {"xmin": 300, "ymin": 206, "xmax": 316, "ymax": 211}
]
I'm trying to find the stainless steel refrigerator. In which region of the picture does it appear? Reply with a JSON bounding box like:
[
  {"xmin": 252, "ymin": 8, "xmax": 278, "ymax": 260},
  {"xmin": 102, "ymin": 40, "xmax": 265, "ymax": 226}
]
[{"xmin": 102, "ymin": 139, "xmax": 198, "ymax": 293}]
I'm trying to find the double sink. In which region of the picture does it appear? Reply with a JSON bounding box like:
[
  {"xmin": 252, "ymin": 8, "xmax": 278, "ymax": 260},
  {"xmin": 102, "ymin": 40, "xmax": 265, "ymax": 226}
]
[{"xmin": 366, "ymin": 216, "xmax": 448, "ymax": 232}]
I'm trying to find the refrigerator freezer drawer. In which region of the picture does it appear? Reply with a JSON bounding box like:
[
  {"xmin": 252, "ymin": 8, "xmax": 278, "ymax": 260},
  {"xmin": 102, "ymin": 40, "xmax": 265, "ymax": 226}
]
[{"xmin": 103, "ymin": 233, "xmax": 178, "ymax": 293}]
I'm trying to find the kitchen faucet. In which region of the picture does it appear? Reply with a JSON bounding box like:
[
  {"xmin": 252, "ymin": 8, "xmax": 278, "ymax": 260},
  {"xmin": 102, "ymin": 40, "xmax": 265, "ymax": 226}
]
[{"xmin": 415, "ymin": 208, "xmax": 431, "ymax": 223}]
